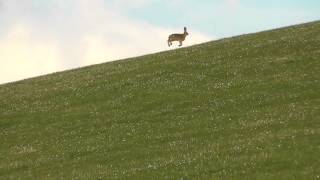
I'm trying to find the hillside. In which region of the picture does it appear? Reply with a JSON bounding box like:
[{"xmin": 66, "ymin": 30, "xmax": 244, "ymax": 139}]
[{"xmin": 0, "ymin": 21, "xmax": 320, "ymax": 179}]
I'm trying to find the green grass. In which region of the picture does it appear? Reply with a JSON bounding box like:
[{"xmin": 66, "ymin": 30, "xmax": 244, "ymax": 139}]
[{"xmin": 1, "ymin": 21, "xmax": 320, "ymax": 179}]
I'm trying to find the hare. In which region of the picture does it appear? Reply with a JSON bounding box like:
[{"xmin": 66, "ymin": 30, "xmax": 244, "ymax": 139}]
[{"xmin": 168, "ymin": 27, "xmax": 189, "ymax": 47}]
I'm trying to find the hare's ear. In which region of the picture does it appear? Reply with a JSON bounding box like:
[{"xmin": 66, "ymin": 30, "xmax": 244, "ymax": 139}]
[{"xmin": 184, "ymin": 27, "xmax": 187, "ymax": 31}]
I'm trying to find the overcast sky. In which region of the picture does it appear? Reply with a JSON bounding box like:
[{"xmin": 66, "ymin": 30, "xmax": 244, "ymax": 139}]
[{"xmin": 1, "ymin": 0, "xmax": 320, "ymax": 84}]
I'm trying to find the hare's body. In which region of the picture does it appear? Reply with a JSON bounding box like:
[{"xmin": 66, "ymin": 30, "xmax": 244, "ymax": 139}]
[{"xmin": 168, "ymin": 27, "xmax": 189, "ymax": 47}]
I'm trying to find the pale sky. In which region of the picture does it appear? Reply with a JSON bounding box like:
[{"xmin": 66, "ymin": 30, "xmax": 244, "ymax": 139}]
[{"xmin": 0, "ymin": 0, "xmax": 320, "ymax": 84}]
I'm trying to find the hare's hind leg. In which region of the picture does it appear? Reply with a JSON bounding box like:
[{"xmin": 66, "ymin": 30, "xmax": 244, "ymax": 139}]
[
  {"xmin": 168, "ymin": 40, "xmax": 172, "ymax": 47},
  {"xmin": 179, "ymin": 41, "xmax": 182, "ymax": 46}
]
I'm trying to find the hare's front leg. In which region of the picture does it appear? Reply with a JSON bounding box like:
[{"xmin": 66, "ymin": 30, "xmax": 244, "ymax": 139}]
[{"xmin": 179, "ymin": 41, "xmax": 182, "ymax": 46}]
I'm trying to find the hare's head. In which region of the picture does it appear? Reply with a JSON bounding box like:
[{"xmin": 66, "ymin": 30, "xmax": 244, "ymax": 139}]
[{"xmin": 184, "ymin": 27, "xmax": 189, "ymax": 36}]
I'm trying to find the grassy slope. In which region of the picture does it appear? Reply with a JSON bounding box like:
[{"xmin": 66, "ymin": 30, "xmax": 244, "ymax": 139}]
[{"xmin": 0, "ymin": 21, "xmax": 320, "ymax": 179}]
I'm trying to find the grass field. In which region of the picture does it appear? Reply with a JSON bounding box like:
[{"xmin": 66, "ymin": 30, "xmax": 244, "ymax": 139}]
[{"xmin": 0, "ymin": 21, "xmax": 320, "ymax": 179}]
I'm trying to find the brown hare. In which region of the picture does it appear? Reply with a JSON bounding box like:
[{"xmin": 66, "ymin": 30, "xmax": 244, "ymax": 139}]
[{"xmin": 168, "ymin": 27, "xmax": 189, "ymax": 47}]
